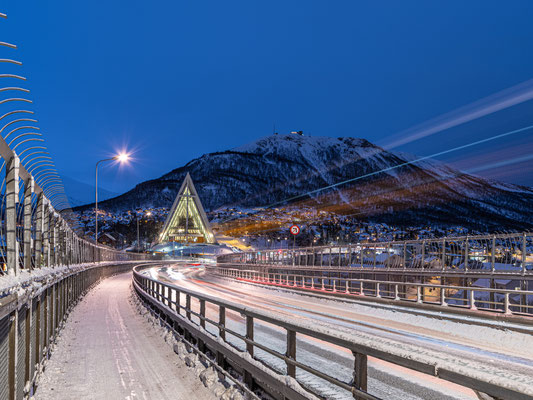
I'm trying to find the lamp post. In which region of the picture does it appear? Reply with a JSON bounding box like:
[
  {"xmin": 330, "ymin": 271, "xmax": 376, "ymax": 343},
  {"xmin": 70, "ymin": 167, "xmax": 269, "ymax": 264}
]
[
  {"xmin": 95, "ymin": 153, "xmax": 129, "ymax": 242},
  {"xmin": 136, "ymin": 210, "xmax": 152, "ymax": 251}
]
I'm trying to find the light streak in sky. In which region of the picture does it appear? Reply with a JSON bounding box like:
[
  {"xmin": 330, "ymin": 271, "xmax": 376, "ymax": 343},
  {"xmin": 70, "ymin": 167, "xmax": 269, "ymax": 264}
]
[
  {"xmin": 464, "ymin": 153, "xmax": 533, "ymax": 175},
  {"xmin": 381, "ymin": 78, "xmax": 533, "ymax": 150},
  {"xmin": 447, "ymin": 141, "xmax": 533, "ymax": 183},
  {"xmin": 233, "ymin": 79, "xmax": 533, "ymax": 209}
]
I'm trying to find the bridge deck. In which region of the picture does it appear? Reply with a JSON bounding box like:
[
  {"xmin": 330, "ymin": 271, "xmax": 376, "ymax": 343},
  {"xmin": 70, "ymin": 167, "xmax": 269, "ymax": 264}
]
[{"xmin": 34, "ymin": 272, "xmax": 214, "ymax": 400}]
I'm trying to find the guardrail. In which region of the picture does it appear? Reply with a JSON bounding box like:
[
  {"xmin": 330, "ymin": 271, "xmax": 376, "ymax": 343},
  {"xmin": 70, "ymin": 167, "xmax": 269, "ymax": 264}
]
[
  {"xmin": 213, "ymin": 267, "xmax": 533, "ymax": 316},
  {"xmin": 0, "ymin": 11, "xmax": 147, "ymax": 276},
  {"xmin": 217, "ymin": 232, "xmax": 533, "ymax": 274},
  {"xmin": 0, "ymin": 261, "xmax": 142, "ymax": 400},
  {"xmin": 132, "ymin": 264, "xmax": 532, "ymax": 400}
]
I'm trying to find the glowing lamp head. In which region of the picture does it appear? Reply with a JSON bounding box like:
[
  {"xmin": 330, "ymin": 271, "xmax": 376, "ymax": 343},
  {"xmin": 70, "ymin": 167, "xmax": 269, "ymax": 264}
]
[{"xmin": 115, "ymin": 153, "xmax": 130, "ymax": 163}]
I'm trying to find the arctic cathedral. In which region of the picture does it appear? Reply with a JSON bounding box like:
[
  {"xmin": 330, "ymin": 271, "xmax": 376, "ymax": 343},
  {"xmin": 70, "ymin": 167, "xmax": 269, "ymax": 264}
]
[{"xmin": 158, "ymin": 172, "xmax": 217, "ymax": 245}]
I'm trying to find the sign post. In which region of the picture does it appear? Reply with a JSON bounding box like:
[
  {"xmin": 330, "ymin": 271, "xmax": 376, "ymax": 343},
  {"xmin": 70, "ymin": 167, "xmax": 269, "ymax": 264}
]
[{"xmin": 290, "ymin": 224, "xmax": 300, "ymax": 250}]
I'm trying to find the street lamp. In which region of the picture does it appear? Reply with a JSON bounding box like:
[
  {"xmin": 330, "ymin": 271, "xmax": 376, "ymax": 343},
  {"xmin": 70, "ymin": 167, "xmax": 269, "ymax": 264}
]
[
  {"xmin": 136, "ymin": 210, "xmax": 152, "ymax": 251},
  {"xmin": 95, "ymin": 152, "xmax": 129, "ymax": 242}
]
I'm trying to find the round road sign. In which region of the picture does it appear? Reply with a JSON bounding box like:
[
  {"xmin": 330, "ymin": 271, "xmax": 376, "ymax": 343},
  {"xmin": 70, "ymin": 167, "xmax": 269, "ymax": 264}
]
[{"xmin": 290, "ymin": 225, "xmax": 300, "ymax": 235}]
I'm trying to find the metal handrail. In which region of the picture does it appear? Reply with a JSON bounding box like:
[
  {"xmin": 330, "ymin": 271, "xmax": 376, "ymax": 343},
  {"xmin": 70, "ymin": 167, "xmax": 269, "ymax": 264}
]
[
  {"xmin": 214, "ymin": 267, "xmax": 533, "ymax": 316},
  {"xmin": 217, "ymin": 232, "xmax": 533, "ymax": 274},
  {"xmin": 226, "ymin": 232, "xmax": 533, "ymax": 253},
  {"xmin": 132, "ymin": 265, "xmax": 533, "ymax": 400}
]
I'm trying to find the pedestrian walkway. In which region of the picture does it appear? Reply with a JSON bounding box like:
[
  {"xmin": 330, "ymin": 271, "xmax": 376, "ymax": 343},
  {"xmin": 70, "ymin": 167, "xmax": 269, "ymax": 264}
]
[{"xmin": 35, "ymin": 272, "xmax": 214, "ymax": 400}]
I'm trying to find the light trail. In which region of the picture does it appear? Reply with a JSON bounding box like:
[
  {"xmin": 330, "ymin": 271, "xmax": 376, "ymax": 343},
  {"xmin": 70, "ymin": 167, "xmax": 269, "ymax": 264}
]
[
  {"xmin": 148, "ymin": 263, "xmax": 533, "ymax": 399},
  {"xmin": 463, "ymin": 153, "xmax": 533, "ymax": 175},
  {"xmin": 381, "ymin": 78, "xmax": 533, "ymax": 149}
]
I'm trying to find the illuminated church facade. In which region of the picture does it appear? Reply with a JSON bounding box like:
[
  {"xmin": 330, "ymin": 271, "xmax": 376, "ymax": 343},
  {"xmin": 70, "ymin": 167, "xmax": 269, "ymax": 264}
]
[{"xmin": 158, "ymin": 173, "xmax": 217, "ymax": 245}]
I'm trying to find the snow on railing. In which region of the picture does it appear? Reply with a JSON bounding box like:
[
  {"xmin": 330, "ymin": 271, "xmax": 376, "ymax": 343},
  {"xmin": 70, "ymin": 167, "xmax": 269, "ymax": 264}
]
[
  {"xmin": 133, "ymin": 264, "xmax": 533, "ymax": 400},
  {"xmin": 213, "ymin": 267, "xmax": 533, "ymax": 316},
  {"xmin": 0, "ymin": 261, "xmax": 146, "ymax": 399}
]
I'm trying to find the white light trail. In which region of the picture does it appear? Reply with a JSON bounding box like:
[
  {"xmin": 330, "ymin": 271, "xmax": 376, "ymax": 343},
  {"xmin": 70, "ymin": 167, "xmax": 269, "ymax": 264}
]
[
  {"xmin": 464, "ymin": 153, "xmax": 533, "ymax": 174},
  {"xmin": 381, "ymin": 78, "xmax": 533, "ymax": 150}
]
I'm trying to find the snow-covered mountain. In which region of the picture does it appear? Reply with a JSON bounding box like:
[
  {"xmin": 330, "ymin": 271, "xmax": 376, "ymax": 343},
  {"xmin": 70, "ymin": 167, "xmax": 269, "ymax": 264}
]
[
  {"xmin": 74, "ymin": 134, "xmax": 533, "ymax": 230},
  {"xmin": 62, "ymin": 176, "xmax": 118, "ymax": 208}
]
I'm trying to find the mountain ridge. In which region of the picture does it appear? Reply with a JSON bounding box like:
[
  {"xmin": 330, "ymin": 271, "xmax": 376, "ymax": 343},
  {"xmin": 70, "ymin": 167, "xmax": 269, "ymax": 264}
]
[{"xmin": 73, "ymin": 134, "xmax": 533, "ymax": 231}]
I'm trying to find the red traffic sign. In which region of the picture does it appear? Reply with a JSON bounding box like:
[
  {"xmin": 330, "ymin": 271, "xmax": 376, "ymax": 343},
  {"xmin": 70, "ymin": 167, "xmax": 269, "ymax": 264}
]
[{"xmin": 290, "ymin": 225, "xmax": 300, "ymax": 235}]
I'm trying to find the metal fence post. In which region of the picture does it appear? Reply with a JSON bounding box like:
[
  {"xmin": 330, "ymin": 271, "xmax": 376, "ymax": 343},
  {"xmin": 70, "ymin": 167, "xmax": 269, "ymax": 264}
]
[
  {"xmin": 504, "ymin": 292, "xmax": 511, "ymax": 314},
  {"xmin": 59, "ymin": 222, "xmax": 66, "ymax": 266},
  {"xmin": 464, "ymin": 237, "xmax": 469, "ymax": 272},
  {"xmin": 352, "ymin": 352, "xmax": 368, "ymax": 399},
  {"xmin": 469, "ymin": 289, "xmax": 477, "ymax": 310},
  {"xmin": 67, "ymin": 229, "xmax": 73, "ymax": 265},
  {"xmin": 441, "ymin": 238, "xmax": 446, "ymax": 271},
  {"xmin": 403, "ymin": 242, "xmax": 407, "ymax": 270},
  {"xmin": 246, "ymin": 315, "xmax": 254, "ymax": 356},
  {"xmin": 53, "ymin": 217, "xmax": 58, "ymax": 266},
  {"xmin": 199, "ymin": 299, "xmax": 205, "ymax": 329},
  {"xmin": 23, "ymin": 177, "xmax": 34, "ymax": 270},
  {"xmin": 219, "ymin": 306, "xmax": 226, "ymax": 340},
  {"xmin": 491, "ymin": 236, "xmax": 496, "ymax": 273},
  {"xmin": 421, "ymin": 240, "xmax": 425, "ymax": 268},
  {"xmin": 286, "ymin": 329, "xmax": 296, "ymax": 378},
  {"xmin": 35, "ymin": 193, "xmax": 44, "ymax": 268},
  {"xmin": 217, "ymin": 305, "xmax": 226, "ymax": 367},
  {"xmin": 6, "ymin": 155, "xmax": 20, "ymax": 275},
  {"xmin": 43, "ymin": 203, "xmax": 50, "ymax": 267},
  {"xmin": 49, "ymin": 215, "xmax": 55, "ymax": 267},
  {"xmin": 186, "ymin": 295, "xmax": 191, "ymax": 320},
  {"xmin": 25, "ymin": 301, "xmax": 31, "ymax": 389},
  {"xmin": 8, "ymin": 313, "xmax": 16, "ymax": 400},
  {"xmin": 64, "ymin": 228, "xmax": 69, "ymax": 266},
  {"xmin": 522, "ymin": 233, "xmax": 527, "ymax": 275}
]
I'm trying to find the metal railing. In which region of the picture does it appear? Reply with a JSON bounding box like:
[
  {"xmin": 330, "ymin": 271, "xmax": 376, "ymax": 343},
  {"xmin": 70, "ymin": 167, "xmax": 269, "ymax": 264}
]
[
  {"xmin": 132, "ymin": 265, "xmax": 532, "ymax": 400},
  {"xmin": 0, "ymin": 134, "xmax": 149, "ymax": 274},
  {"xmin": 0, "ymin": 11, "xmax": 147, "ymax": 276},
  {"xmin": 0, "ymin": 262, "xmax": 139, "ymax": 400},
  {"xmin": 217, "ymin": 232, "xmax": 533, "ymax": 274},
  {"xmin": 213, "ymin": 267, "xmax": 533, "ymax": 316}
]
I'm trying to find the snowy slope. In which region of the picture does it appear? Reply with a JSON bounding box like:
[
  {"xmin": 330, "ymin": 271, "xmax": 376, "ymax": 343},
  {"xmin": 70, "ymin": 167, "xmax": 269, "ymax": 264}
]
[
  {"xmin": 63, "ymin": 175, "xmax": 118, "ymax": 207},
  {"xmin": 75, "ymin": 134, "xmax": 533, "ymax": 230}
]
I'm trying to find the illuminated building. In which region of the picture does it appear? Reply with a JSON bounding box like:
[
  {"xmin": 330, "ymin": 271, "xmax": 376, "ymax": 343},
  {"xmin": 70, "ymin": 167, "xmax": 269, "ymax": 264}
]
[{"xmin": 158, "ymin": 173, "xmax": 217, "ymax": 244}]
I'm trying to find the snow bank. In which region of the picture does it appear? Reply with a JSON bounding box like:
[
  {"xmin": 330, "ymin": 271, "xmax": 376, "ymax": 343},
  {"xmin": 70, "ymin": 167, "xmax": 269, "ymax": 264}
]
[{"xmin": 0, "ymin": 260, "xmax": 147, "ymax": 300}]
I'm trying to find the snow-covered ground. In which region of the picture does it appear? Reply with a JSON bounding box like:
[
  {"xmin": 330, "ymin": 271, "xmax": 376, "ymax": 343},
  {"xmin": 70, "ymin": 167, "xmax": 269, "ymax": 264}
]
[
  {"xmin": 34, "ymin": 272, "xmax": 215, "ymax": 400},
  {"xmin": 149, "ymin": 264, "xmax": 533, "ymax": 400}
]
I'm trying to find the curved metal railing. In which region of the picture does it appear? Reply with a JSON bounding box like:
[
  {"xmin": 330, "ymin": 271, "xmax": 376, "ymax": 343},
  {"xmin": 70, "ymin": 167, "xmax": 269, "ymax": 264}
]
[
  {"xmin": 217, "ymin": 232, "xmax": 533, "ymax": 274},
  {"xmin": 132, "ymin": 264, "xmax": 533, "ymax": 400},
  {"xmin": 0, "ymin": 11, "xmax": 146, "ymax": 276}
]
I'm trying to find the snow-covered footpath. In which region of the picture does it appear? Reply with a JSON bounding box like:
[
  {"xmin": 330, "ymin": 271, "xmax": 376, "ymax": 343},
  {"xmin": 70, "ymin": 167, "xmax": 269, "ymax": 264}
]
[{"xmin": 33, "ymin": 272, "xmax": 225, "ymax": 400}]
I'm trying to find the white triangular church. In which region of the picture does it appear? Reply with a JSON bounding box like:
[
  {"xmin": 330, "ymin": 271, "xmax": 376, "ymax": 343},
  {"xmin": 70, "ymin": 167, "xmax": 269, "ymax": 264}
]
[{"xmin": 158, "ymin": 173, "xmax": 217, "ymax": 244}]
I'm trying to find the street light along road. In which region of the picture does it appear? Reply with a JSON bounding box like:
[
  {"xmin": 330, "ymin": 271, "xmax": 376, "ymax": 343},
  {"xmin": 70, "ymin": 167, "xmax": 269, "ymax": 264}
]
[
  {"xmin": 136, "ymin": 210, "xmax": 152, "ymax": 252},
  {"xmin": 95, "ymin": 152, "xmax": 130, "ymax": 242}
]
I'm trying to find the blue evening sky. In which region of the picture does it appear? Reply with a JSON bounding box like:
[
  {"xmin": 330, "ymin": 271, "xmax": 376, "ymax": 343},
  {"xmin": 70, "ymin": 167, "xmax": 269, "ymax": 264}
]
[{"xmin": 2, "ymin": 0, "xmax": 533, "ymax": 199}]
